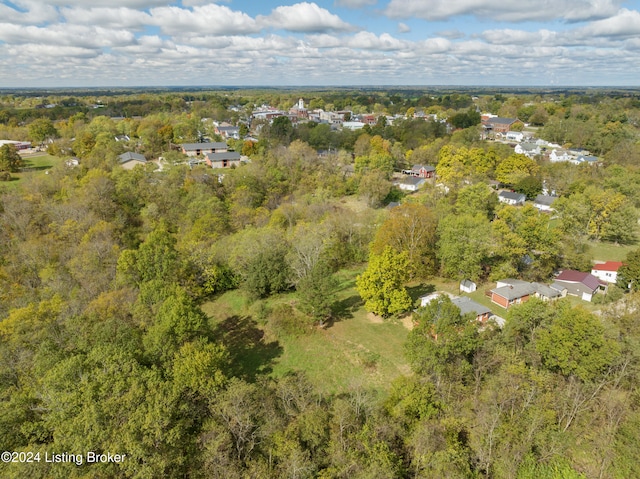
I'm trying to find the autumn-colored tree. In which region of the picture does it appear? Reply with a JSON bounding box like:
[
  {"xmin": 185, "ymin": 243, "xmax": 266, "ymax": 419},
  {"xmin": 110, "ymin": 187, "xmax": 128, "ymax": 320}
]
[
  {"xmin": 356, "ymin": 246, "xmax": 412, "ymax": 317},
  {"xmin": 495, "ymin": 154, "xmax": 539, "ymax": 185},
  {"xmin": 371, "ymin": 203, "xmax": 438, "ymax": 278}
]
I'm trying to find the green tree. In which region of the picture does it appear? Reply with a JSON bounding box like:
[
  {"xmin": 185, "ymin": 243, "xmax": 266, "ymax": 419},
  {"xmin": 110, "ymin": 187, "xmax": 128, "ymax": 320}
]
[
  {"xmin": 515, "ymin": 175, "xmax": 543, "ymax": 200},
  {"xmin": 405, "ymin": 295, "xmax": 479, "ymax": 383},
  {"xmin": 269, "ymin": 116, "xmax": 293, "ymax": 145},
  {"xmin": 437, "ymin": 214, "xmax": 491, "ymax": 281},
  {"xmin": 245, "ymin": 248, "xmax": 291, "ymax": 298},
  {"xmin": 28, "ymin": 118, "xmax": 57, "ymax": 146},
  {"xmin": 535, "ymin": 304, "xmax": 619, "ymax": 381},
  {"xmin": 0, "ymin": 144, "xmax": 22, "ymax": 174},
  {"xmin": 296, "ymin": 261, "xmax": 338, "ymax": 326},
  {"xmin": 618, "ymin": 248, "xmax": 640, "ymax": 291},
  {"xmin": 356, "ymin": 246, "xmax": 412, "ymax": 318}
]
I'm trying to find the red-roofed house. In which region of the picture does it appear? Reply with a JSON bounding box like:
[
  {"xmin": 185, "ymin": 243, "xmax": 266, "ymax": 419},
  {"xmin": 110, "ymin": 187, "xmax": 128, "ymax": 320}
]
[
  {"xmin": 552, "ymin": 270, "xmax": 605, "ymax": 302},
  {"xmin": 591, "ymin": 261, "xmax": 624, "ymax": 284}
]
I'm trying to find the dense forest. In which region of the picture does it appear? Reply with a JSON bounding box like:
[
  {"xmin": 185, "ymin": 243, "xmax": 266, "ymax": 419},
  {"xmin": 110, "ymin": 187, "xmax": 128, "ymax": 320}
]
[{"xmin": 2, "ymin": 87, "xmax": 640, "ymax": 478}]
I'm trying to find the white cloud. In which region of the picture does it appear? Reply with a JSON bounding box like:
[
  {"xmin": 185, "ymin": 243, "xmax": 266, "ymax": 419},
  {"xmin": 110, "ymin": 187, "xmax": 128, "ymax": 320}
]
[
  {"xmin": 346, "ymin": 32, "xmax": 408, "ymax": 50},
  {"xmin": 258, "ymin": 2, "xmax": 356, "ymax": 33},
  {"xmin": 334, "ymin": 0, "xmax": 377, "ymax": 7},
  {"xmin": 0, "ymin": 23, "xmax": 135, "ymax": 49},
  {"xmin": 397, "ymin": 22, "xmax": 410, "ymax": 33},
  {"xmin": 38, "ymin": 0, "xmax": 172, "ymax": 7},
  {"xmin": 383, "ymin": 0, "xmax": 622, "ymax": 22},
  {"xmin": 60, "ymin": 7, "xmax": 151, "ymax": 29},
  {"xmin": 148, "ymin": 4, "xmax": 259, "ymax": 36},
  {"xmin": 578, "ymin": 8, "xmax": 640, "ymax": 37},
  {"xmin": 0, "ymin": 0, "xmax": 59, "ymax": 25}
]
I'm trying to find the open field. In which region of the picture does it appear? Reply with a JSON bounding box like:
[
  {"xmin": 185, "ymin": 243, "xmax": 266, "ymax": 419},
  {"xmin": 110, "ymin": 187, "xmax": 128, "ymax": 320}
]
[
  {"xmin": 201, "ymin": 267, "xmax": 412, "ymax": 396},
  {"xmin": 588, "ymin": 239, "xmax": 637, "ymax": 262},
  {"xmin": 0, "ymin": 153, "xmax": 62, "ymax": 190}
]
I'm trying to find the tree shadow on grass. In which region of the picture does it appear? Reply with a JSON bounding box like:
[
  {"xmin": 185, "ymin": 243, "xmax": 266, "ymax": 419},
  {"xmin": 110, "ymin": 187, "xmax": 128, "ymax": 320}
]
[
  {"xmin": 211, "ymin": 315, "xmax": 283, "ymax": 382},
  {"xmin": 328, "ymin": 294, "xmax": 363, "ymax": 326},
  {"xmin": 406, "ymin": 283, "xmax": 436, "ymax": 303},
  {"xmin": 20, "ymin": 162, "xmax": 53, "ymax": 172}
]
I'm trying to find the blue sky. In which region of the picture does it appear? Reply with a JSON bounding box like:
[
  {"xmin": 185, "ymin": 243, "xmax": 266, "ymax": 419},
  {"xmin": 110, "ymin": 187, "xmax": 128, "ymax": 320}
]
[{"xmin": 1, "ymin": 0, "xmax": 640, "ymax": 87}]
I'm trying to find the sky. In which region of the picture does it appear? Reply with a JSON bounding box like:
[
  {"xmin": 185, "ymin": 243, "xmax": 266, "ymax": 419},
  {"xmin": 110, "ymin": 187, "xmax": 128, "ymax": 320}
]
[{"xmin": 1, "ymin": 0, "xmax": 640, "ymax": 87}]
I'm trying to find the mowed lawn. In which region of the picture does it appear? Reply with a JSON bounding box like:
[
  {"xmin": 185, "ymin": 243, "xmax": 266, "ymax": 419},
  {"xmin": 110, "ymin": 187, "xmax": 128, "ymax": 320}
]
[
  {"xmin": 1, "ymin": 153, "xmax": 63, "ymax": 190},
  {"xmin": 201, "ymin": 267, "xmax": 412, "ymax": 395}
]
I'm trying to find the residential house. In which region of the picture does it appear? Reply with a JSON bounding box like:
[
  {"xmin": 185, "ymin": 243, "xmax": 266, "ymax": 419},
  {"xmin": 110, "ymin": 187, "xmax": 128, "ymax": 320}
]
[
  {"xmin": 490, "ymin": 279, "xmax": 563, "ymax": 309},
  {"xmin": 205, "ymin": 151, "xmax": 242, "ymax": 169},
  {"xmin": 181, "ymin": 142, "xmax": 227, "ymax": 157},
  {"xmin": 591, "ymin": 261, "xmax": 624, "ymax": 284},
  {"xmin": 552, "ymin": 270, "xmax": 604, "ymax": 301},
  {"xmin": 533, "ymin": 194, "xmax": 557, "ymax": 212},
  {"xmin": 118, "ymin": 152, "xmax": 147, "ymax": 169},
  {"xmin": 549, "ymin": 149, "xmax": 574, "ymax": 163},
  {"xmin": 396, "ymin": 177, "xmax": 426, "ymax": 192},
  {"xmin": 514, "ymin": 142, "xmax": 541, "ymax": 159},
  {"xmin": 505, "ymin": 131, "xmax": 525, "ymax": 142},
  {"xmin": 460, "ymin": 279, "xmax": 477, "ymax": 293},
  {"xmin": 482, "ymin": 117, "xmax": 523, "ymax": 134},
  {"xmin": 342, "ymin": 121, "xmax": 365, "ymax": 130},
  {"xmin": 404, "ymin": 164, "xmax": 436, "ymax": 178},
  {"xmin": 571, "ymin": 155, "xmax": 599, "ymax": 166},
  {"xmin": 418, "ymin": 293, "xmax": 490, "ymax": 323},
  {"xmin": 215, "ymin": 125, "xmax": 240, "ymax": 140},
  {"xmin": 451, "ymin": 297, "xmax": 492, "ymax": 323},
  {"xmin": 498, "ymin": 191, "xmax": 526, "ymax": 205}
]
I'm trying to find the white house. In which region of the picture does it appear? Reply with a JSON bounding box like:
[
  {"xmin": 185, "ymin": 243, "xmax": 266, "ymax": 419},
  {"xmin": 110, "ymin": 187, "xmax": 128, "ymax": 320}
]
[
  {"xmin": 591, "ymin": 261, "xmax": 624, "ymax": 284},
  {"xmin": 533, "ymin": 194, "xmax": 557, "ymax": 212},
  {"xmin": 505, "ymin": 131, "xmax": 525, "ymax": 142},
  {"xmin": 396, "ymin": 177, "xmax": 426, "ymax": 192},
  {"xmin": 498, "ymin": 191, "xmax": 526, "ymax": 205},
  {"xmin": 549, "ymin": 149, "xmax": 574, "ymax": 163},
  {"xmin": 571, "ymin": 155, "xmax": 599, "ymax": 166},
  {"xmin": 514, "ymin": 142, "xmax": 541, "ymax": 159}
]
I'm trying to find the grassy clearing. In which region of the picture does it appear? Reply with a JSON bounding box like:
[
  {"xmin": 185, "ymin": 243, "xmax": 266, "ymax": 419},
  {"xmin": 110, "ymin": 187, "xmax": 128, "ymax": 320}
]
[
  {"xmin": 0, "ymin": 154, "xmax": 62, "ymax": 191},
  {"xmin": 201, "ymin": 266, "xmax": 412, "ymax": 396},
  {"xmin": 588, "ymin": 239, "xmax": 636, "ymax": 262}
]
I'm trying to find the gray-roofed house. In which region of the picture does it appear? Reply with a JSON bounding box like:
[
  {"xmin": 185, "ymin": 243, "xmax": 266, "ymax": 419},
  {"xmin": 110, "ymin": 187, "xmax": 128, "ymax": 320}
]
[
  {"xmin": 491, "ymin": 279, "xmax": 563, "ymax": 309},
  {"xmin": 118, "ymin": 152, "xmax": 147, "ymax": 170},
  {"xmin": 205, "ymin": 151, "xmax": 242, "ymax": 169},
  {"xmin": 533, "ymin": 194, "xmax": 557, "ymax": 212},
  {"xmin": 514, "ymin": 142, "xmax": 541, "ymax": 159},
  {"xmin": 181, "ymin": 142, "xmax": 228, "ymax": 157},
  {"xmin": 498, "ymin": 191, "xmax": 526, "ymax": 205},
  {"xmin": 397, "ymin": 176, "xmax": 426, "ymax": 192},
  {"xmin": 451, "ymin": 297, "xmax": 491, "ymax": 323},
  {"xmin": 571, "ymin": 155, "xmax": 599, "ymax": 166}
]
